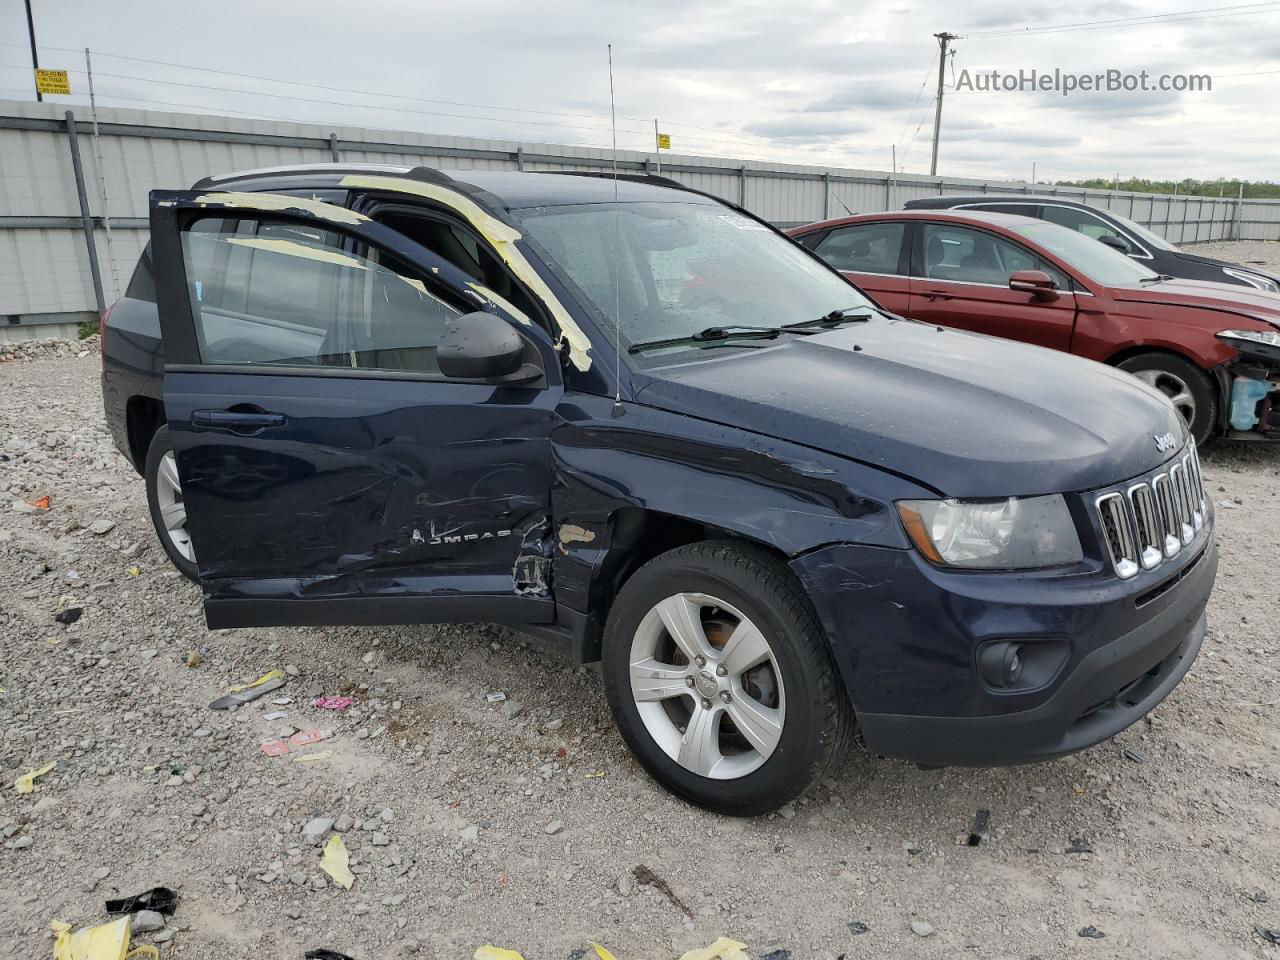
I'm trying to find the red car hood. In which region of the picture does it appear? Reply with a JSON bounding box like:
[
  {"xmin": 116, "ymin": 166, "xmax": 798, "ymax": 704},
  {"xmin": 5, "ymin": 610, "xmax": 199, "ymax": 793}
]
[{"xmin": 1109, "ymin": 278, "xmax": 1280, "ymax": 331}]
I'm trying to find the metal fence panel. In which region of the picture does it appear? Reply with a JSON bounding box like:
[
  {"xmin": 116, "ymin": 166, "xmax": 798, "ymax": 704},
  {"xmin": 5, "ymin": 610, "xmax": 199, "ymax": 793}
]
[{"xmin": 2, "ymin": 97, "xmax": 1277, "ymax": 330}]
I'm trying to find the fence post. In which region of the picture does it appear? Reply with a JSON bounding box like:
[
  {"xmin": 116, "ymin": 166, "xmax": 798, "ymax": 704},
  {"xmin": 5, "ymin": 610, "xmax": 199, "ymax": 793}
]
[
  {"xmin": 1235, "ymin": 183, "xmax": 1244, "ymax": 240},
  {"xmin": 822, "ymin": 172, "xmax": 830, "ymax": 220},
  {"xmin": 516, "ymin": 146, "xmax": 525, "ymax": 172},
  {"xmin": 64, "ymin": 110, "xmax": 106, "ymax": 316},
  {"xmin": 328, "ymin": 133, "xmax": 340, "ymax": 161},
  {"xmin": 739, "ymin": 166, "xmax": 747, "ymax": 206},
  {"xmin": 886, "ymin": 169, "xmax": 894, "ymax": 210}
]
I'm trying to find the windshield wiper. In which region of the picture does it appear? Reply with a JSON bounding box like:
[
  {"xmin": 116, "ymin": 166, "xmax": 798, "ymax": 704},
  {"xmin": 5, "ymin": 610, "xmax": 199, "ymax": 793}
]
[
  {"xmin": 628, "ymin": 325, "xmax": 802, "ymax": 354},
  {"xmin": 1138, "ymin": 274, "xmax": 1177, "ymax": 284},
  {"xmin": 783, "ymin": 307, "xmax": 875, "ymax": 331}
]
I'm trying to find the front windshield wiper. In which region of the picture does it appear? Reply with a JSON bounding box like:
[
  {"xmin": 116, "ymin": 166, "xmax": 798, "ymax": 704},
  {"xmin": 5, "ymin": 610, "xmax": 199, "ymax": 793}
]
[
  {"xmin": 628, "ymin": 324, "xmax": 810, "ymax": 354},
  {"xmin": 1138, "ymin": 274, "xmax": 1177, "ymax": 284},
  {"xmin": 783, "ymin": 307, "xmax": 875, "ymax": 331}
]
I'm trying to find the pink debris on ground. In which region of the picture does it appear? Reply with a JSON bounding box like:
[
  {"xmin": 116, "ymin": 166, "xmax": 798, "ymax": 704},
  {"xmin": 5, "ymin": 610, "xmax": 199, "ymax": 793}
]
[{"xmin": 312, "ymin": 695, "xmax": 356, "ymax": 710}]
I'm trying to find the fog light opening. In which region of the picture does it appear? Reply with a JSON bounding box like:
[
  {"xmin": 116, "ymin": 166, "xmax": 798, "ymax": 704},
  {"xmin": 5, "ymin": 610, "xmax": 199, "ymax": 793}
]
[{"xmin": 979, "ymin": 641, "xmax": 1024, "ymax": 689}]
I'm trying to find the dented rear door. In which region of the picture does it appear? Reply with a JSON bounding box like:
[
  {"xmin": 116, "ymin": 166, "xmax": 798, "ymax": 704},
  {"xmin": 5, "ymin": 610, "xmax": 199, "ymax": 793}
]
[{"xmin": 148, "ymin": 190, "xmax": 559, "ymax": 629}]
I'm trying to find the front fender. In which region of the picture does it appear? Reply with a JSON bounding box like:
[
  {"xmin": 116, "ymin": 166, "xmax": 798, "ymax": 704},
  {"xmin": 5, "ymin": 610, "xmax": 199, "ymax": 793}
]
[{"xmin": 548, "ymin": 394, "xmax": 928, "ymax": 620}]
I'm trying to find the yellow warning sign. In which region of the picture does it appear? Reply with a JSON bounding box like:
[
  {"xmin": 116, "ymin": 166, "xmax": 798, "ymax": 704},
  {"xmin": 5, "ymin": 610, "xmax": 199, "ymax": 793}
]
[
  {"xmin": 35, "ymin": 69, "xmax": 70, "ymax": 95},
  {"xmin": 656, "ymin": 133, "xmax": 671, "ymax": 150}
]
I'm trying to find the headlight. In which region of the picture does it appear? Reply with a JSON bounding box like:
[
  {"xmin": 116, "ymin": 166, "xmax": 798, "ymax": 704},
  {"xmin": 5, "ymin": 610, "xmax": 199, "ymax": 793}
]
[
  {"xmin": 897, "ymin": 495, "xmax": 1083, "ymax": 569},
  {"xmin": 1222, "ymin": 267, "xmax": 1280, "ymax": 293},
  {"xmin": 1217, "ymin": 328, "xmax": 1280, "ymax": 361}
]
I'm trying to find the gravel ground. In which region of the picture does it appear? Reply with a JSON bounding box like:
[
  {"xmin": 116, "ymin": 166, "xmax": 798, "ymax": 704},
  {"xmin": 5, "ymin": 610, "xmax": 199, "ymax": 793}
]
[{"xmin": 2, "ymin": 251, "xmax": 1279, "ymax": 960}]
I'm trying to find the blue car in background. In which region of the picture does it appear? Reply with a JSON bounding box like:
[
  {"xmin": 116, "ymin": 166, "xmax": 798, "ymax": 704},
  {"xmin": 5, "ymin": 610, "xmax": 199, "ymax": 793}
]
[{"xmin": 100, "ymin": 165, "xmax": 1216, "ymax": 814}]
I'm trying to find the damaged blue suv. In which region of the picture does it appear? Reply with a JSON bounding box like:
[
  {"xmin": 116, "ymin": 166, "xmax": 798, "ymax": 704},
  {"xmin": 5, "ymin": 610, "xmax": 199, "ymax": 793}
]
[{"xmin": 101, "ymin": 165, "xmax": 1217, "ymax": 815}]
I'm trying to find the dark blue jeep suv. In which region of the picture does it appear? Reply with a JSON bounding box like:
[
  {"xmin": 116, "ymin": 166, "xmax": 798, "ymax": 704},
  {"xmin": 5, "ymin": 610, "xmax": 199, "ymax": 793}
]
[{"xmin": 101, "ymin": 165, "xmax": 1217, "ymax": 814}]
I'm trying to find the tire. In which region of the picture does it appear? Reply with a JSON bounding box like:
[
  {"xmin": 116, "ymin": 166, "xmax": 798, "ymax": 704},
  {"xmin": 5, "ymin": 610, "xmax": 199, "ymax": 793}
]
[
  {"xmin": 601, "ymin": 540, "xmax": 853, "ymax": 816},
  {"xmin": 1117, "ymin": 352, "xmax": 1218, "ymax": 447},
  {"xmin": 144, "ymin": 426, "xmax": 198, "ymax": 582}
]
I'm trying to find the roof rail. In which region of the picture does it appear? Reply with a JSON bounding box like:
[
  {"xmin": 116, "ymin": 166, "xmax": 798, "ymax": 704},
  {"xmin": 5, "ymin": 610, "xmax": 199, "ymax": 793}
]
[{"xmin": 541, "ymin": 170, "xmax": 691, "ymax": 192}]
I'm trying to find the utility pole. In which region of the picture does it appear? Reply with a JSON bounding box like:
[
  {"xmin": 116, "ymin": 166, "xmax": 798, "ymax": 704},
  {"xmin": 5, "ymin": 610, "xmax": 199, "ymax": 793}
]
[
  {"xmin": 24, "ymin": 0, "xmax": 41, "ymax": 102},
  {"xmin": 929, "ymin": 32, "xmax": 956, "ymax": 177},
  {"xmin": 654, "ymin": 119, "xmax": 661, "ymax": 175},
  {"xmin": 1031, "ymin": 161, "xmax": 1036, "ymax": 184}
]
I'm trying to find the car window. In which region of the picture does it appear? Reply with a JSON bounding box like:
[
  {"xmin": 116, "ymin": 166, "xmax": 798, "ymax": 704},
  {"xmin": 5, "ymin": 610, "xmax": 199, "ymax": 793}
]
[
  {"xmin": 1040, "ymin": 205, "xmax": 1133, "ymax": 251},
  {"xmin": 969, "ymin": 203, "xmax": 1039, "ymax": 216},
  {"xmin": 921, "ymin": 224, "xmax": 1068, "ymax": 288},
  {"xmin": 812, "ymin": 222, "xmax": 905, "ymax": 274},
  {"xmin": 375, "ymin": 210, "xmax": 543, "ymax": 324},
  {"xmin": 517, "ymin": 202, "xmax": 876, "ymax": 352},
  {"xmin": 1010, "ymin": 221, "xmax": 1159, "ymax": 285},
  {"xmin": 181, "ymin": 217, "xmax": 463, "ymax": 374}
]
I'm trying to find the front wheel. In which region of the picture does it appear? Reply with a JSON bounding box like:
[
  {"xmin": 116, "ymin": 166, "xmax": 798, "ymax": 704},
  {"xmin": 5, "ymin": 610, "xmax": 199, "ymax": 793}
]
[
  {"xmin": 144, "ymin": 426, "xmax": 198, "ymax": 582},
  {"xmin": 1117, "ymin": 352, "xmax": 1218, "ymax": 447},
  {"xmin": 602, "ymin": 541, "xmax": 853, "ymax": 816}
]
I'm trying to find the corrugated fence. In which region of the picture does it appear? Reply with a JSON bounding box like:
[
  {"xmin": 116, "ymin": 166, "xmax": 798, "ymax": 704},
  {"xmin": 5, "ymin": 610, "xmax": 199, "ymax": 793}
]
[{"xmin": 3, "ymin": 98, "xmax": 1278, "ymax": 339}]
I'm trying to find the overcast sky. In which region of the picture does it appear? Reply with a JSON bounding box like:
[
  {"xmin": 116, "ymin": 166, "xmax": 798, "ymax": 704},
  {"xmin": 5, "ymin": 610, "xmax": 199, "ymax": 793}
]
[{"xmin": 2, "ymin": 0, "xmax": 1277, "ymax": 183}]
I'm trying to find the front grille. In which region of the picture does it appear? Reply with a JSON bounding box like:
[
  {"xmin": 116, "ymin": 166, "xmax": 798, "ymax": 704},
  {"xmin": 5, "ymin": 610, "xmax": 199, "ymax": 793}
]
[{"xmin": 1094, "ymin": 443, "xmax": 1206, "ymax": 579}]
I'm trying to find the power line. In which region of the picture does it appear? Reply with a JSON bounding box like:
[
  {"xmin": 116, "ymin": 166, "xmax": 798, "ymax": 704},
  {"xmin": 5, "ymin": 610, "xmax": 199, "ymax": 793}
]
[
  {"xmin": 963, "ymin": 1, "xmax": 1280, "ymax": 38},
  {"xmin": 0, "ymin": 42, "xmax": 764, "ymax": 140}
]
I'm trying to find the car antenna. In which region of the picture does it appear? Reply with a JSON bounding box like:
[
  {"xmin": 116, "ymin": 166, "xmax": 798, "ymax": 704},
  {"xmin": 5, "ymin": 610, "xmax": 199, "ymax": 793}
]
[{"xmin": 608, "ymin": 43, "xmax": 624, "ymax": 418}]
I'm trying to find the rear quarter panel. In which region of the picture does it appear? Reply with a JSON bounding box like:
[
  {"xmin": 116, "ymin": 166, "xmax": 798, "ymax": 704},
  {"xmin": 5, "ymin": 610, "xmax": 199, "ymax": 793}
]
[{"xmin": 101, "ymin": 297, "xmax": 164, "ymax": 467}]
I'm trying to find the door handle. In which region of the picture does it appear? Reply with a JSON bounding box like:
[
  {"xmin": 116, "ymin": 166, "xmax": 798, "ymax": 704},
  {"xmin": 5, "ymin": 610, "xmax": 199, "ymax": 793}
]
[
  {"xmin": 191, "ymin": 408, "xmax": 287, "ymax": 432},
  {"xmin": 922, "ymin": 290, "xmax": 954, "ymax": 301}
]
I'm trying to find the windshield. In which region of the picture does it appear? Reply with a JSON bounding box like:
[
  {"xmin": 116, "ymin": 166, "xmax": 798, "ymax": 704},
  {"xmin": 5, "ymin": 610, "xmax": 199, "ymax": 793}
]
[
  {"xmin": 1011, "ymin": 221, "xmax": 1160, "ymax": 286},
  {"xmin": 517, "ymin": 201, "xmax": 875, "ymax": 352},
  {"xmin": 1109, "ymin": 210, "xmax": 1179, "ymax": 252}
]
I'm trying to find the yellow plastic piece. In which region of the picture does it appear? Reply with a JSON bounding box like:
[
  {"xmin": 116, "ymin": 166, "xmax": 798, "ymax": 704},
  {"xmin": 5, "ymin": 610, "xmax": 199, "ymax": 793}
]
[
  {"xmin": 125, "ymin": 948, "xmax": 159, "ymax": 960},
  {"xmin": 474, "ymin": 947, "xmax": 525, "ymax": 960},
  {"xmin": 226, "ymin": 669, "xmax": 284, "ymax": 694},
  {"xmin": 593, "ymin": 945, "xmax": 618, "ymax": 960},
  {"xmin": 15, "ymin": 761, "xmax": 56, "ymax": 794},
  {"xmin": 293, "ymin": 750, "xmax": 333, "ymax": 764},
  {"xmin": 338, "ymin": 174, "xmax": 592, "ymax": 370},
  {"xmin": 192, "ymin": 192, "xmax": 369, "ymax": 225},
  {"xmin": 320, "ymin": 834, "xmax": 355, "ymax": 890},
  {"xmin": 51, "ymin": 916, "xmax": 131, "ymax": 960},
  {"xmin": 678, "ymin": 938, "xmax": 750, "ymax": 960}
]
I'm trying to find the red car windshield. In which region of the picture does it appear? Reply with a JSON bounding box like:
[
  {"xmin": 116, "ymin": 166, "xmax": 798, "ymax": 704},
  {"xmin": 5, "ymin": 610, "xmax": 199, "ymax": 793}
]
[{"xmin": 1011, "ymin": 221, "xmax": 1159, "ymax": 286}]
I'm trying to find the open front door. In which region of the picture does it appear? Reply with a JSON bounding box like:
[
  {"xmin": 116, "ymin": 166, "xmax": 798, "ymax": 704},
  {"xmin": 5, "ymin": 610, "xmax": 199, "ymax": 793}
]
[{"xmin": 148, "ymin": 190, "xmax": 561, "ymax": 629}]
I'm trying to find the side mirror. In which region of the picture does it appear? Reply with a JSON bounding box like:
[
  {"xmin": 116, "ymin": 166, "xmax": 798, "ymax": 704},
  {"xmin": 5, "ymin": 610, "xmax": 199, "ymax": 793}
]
[
  {"xmin": 1097, "ymin": 234, "xmax": 1131, "ymax": 255},
  {"xmin": 438, "ymin": 311, "xmax": 525, "ymax": 380},
  {"xmin": 1009, "ymin": 269, "xmax": 1060, "ymax": 302}
]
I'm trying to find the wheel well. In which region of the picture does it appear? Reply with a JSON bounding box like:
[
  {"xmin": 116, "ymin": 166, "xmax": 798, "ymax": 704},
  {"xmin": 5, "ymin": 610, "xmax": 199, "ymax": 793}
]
[
  {"xmin": 126, "ymin": 396, "xmax": 165, "ymax": 473},
  {"xmin": 579, "ymin": 508, "xmax": 788, "ymax": 661},
  {"xmin": 1105, "ymin": 344, "xmax": 1199, "ymax": 370}
]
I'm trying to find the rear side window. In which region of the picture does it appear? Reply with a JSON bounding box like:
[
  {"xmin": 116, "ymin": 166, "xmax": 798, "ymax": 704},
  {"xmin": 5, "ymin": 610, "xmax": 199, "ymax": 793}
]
[
  {"xmin": 180, "ymin": 217, "xmax": 464, "ymax": 375},
  {"xmin": 1040, "ymin": 205, "xmax": 1132, "ymax": 251},
  {"xmin": 968, "ymin": 203, "xmax": 1039, "ymax": 217},
  {"xmin": 813, "ymin": 222, "xmax": 906, "ymax": 274}
]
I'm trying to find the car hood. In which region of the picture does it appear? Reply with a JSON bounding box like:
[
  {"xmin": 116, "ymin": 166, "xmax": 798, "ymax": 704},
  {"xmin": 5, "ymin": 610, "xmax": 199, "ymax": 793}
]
[
  {"xmin": 634, "ymin": 318, "xmax": 1185, "ymax": 498},
  {"xmin": 1109, "ymin": 278, "xmax": 1280, "ymax": 330},
  {"xmin": 1173, "ymin": 249, "xmax": 1280, "ymax": 283}
]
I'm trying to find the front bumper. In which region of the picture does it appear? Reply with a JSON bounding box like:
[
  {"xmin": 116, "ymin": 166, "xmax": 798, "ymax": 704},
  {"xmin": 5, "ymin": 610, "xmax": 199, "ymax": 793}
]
[{"xmin": 792, "ymin": 528, "xmax": 1216, "ymax": 767}]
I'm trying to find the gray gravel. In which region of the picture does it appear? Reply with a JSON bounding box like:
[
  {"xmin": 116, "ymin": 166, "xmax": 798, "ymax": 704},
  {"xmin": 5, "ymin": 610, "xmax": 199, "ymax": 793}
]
[{"xmin": 1, "ymin": 274, "xmax": 1279, "ymax": 959}]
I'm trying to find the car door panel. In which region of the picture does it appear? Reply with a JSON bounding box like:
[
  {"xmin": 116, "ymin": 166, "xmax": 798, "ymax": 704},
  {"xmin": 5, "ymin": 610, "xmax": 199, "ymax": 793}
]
[
  {"xmin": 908, "ymin": 223, "xmax": 1078, "ymax": 352},
  {"xmin": 149, "ymin": 190, "xmax": 560, "ymax": 628}
]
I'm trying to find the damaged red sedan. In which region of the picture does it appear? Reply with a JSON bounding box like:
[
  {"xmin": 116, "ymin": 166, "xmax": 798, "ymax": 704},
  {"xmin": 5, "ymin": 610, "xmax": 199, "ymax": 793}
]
[{"xmin": 790, "ymin": 210, "xmax": 1280, "ymax": 445}]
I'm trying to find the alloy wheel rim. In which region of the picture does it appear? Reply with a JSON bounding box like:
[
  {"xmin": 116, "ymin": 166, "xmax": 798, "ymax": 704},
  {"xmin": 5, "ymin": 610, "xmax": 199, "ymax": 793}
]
[
  {"xmin": 629, "ymin": 592, "xmax": 785, "ymax": 780},
  {"xmin": 1133, "ymin": 369, "xmax": 1196, "ymax": 426},
  {"xmin": 156, "ymin": 451, "xmax": 195, "ymax": 563}
]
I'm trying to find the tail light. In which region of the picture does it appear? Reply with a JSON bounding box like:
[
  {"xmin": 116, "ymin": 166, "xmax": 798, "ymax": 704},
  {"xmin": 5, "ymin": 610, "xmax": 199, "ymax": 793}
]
[{"xmin": 100, "ymin": 301, "xmax": 115, "ymax": 371}]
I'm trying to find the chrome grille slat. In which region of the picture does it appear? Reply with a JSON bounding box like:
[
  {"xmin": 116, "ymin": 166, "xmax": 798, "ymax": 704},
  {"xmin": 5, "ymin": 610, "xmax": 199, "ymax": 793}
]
[
  {"xmin": 1096, "ymin": 492, "xmax": 1139, "ymax": 579},
  {"xmin": 1096, "ymin": 442, "xmax": 1207, "ymax": 578},
  {"xmin": 1127, "ymin": 483, "xmax": 1162, "ymax": 570}
]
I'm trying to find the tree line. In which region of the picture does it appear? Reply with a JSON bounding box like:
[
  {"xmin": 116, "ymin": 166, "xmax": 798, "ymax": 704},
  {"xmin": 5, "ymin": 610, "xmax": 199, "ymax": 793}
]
[{"xmin": 1054, "ymin": 178, "xmax": 1280, "ymax": 199}]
